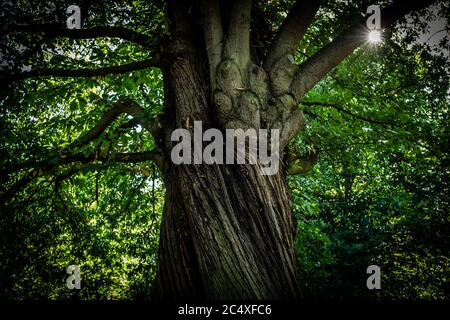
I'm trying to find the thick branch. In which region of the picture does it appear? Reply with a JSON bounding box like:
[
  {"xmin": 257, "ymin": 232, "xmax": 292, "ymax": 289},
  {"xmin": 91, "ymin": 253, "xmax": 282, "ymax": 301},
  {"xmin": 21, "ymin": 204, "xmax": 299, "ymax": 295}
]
[
  {"xmin": 1, "ymin": 99, "xmax": 159, "ymax": 178},
  {"xmin": 224, "ymin": 0, "xmax": 252, "ymax": 68},
  {"xmin": 201, "ymin": 0, "xmax": 223, "ymax": 89},
  {"xmin": 264, "ymin": 0, "xmax": 321, "ymax": 70},
  {"xmin": 71, "ymin": 150, "xmax": 162, "ymax": 164},
  {"xmin": 290, "ymin": 0, "xmax": 437, "ymax": 101},
  {"xmin": 1, "ymin": 148, "xmax": 162, "ymax": 179},
  {"xmin": 1, "ymin": 25, "xmax": 158, "ymax": 49},
  {"xmin": 0, "ymin": 172, "xmax": 35, "ymax": 206},
  {"xmin": 0, "ymin": 149, "xmax": 161, "ymax": 204},
  {"xmin": 301, "ymin": 100, "xmax": 389, "ymax": 128},
  {"xmin": 3, "ymin": 58, "xmax": 159, "ymax": 82},
  {"xmin": 71, "ymin": 98, "xmax": 156, "ymax": 148},
  {"xmin": 70, "ymin": 103, "xmax": 125, "ymax": 149}
]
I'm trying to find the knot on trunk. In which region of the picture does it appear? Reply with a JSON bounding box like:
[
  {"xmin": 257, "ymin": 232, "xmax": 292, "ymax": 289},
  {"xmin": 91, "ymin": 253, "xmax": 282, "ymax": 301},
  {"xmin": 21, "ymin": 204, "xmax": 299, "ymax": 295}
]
[
  {"xmin": 238, "ymin": 90, "xmax": 261, "ymax": 129},
  {"xmin": 217, "ymin": 59, "xmax": 244, "ymax": 92},
  {"xmin": 269, "ymin": 54, "xmax": 297, "ymax": 97},
  {"xmin": 214, "ymin": 59, "xmax": 268, "ymax": 130},
  {"xmin": 249, "ymin": 64, "xmax": 269, "ymax": 109},
  {"xmin": 213, "ymin": 90, "xmax": 233, "ymax": 127}
]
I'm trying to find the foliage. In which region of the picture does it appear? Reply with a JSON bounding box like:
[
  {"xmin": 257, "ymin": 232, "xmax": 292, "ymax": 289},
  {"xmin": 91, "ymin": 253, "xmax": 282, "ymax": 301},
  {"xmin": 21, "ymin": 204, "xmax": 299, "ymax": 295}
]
[
  {"xmin": 0, "ymin": 0, "xmax": 449, "ymax": 299},
  {"xmin": 289, "ymin": 2, "xmax": 449, "ymax": 299}
]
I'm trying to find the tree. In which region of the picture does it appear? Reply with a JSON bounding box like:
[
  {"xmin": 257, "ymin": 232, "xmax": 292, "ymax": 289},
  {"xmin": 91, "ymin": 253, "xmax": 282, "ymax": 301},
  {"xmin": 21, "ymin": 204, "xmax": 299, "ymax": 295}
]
[{"xmin": 0, "ymin": 0, "xmax": 446, "ymax": 299}]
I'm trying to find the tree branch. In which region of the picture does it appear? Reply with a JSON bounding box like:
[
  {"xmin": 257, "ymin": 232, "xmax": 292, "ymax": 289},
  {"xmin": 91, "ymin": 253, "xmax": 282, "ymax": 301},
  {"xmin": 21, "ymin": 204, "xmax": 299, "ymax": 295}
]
[
  {"xmin": 0, "ymin": 172, "xmax": 36, "ymax": 206},
  {"xmin": 70, "ymin": 102, "xmax": 126, "ymax": 149},
  {"xmin": 301, "ymin": 100, "xmax": 389, "ymax": 128},
  {"xmin": 1, "ymin": 25, "xmax": 158, "ymax": 50},
  {"xmin": 224, "ymin": 0, "xmax": 252, "ymax": 68},
  {"xmin": 0, "ymin": 149, "xmax": 162, "ymax": 204},
  {"xmin": 73, "ymin": 150, "xmax": 162, "ymax": 164},
  {"xmin": 70, "ymin": 98, "xmax": 157, "ymax": 148},
  {"xmin": 264, "ymin": 0, "xmax": 321, "ymax": 70},
  {"xmin": 3, "ymin": 57, "xmax": 159, "ymax": 82},
  {"xmin": 1, "ymin": 147, "xmax": 162, "ymax": 179},
  {"xmin": 290, "ymin": 0, "xmax": 437, "ymax": 101},
  {"xmin": 1, "ymin": 98, "xmax": 160, "ymax": 178},
  {"xmin": 201, "ymin": 0, "xmax": 223, "ymax": 89}
]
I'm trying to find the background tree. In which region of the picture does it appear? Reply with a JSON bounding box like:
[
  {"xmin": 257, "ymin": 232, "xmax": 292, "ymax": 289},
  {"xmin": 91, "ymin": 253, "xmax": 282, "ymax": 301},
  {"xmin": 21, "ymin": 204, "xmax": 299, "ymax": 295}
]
[{"xmin": 1, "ymin": 0, "xmax": 448, "ymax": 299}]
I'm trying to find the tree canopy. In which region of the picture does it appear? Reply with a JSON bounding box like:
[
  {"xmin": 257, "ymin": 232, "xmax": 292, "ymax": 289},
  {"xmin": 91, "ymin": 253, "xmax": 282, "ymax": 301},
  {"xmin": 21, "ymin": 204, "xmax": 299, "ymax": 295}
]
[{"xmin": 0, "ymin": 0, "xmax": 449, "ymax": 299}]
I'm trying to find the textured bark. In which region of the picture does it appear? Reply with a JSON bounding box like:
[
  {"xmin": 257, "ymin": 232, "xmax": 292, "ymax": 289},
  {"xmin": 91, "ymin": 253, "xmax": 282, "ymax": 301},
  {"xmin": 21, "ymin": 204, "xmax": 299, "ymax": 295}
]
[
  {"xmin": 158, "ymin": 162, "xmax": 300, "ymax": 299},
  {"xmin": 156, "ymin": 43, "xmax": 300, "ymax": 298}
]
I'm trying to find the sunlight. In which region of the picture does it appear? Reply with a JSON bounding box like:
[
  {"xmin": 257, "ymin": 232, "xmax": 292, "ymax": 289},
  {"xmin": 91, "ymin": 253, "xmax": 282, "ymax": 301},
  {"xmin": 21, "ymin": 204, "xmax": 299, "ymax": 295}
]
[{"xmin": 368, "ymin": 30, "xmax": 381, "ymax": 42}]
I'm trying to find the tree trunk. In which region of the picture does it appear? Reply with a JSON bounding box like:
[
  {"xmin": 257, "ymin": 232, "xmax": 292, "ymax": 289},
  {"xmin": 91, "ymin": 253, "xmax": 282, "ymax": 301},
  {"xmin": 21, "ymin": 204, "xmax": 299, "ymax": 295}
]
[
  {"xmin": 157, "ymin": 162, "xmax": 300, "ymax": 299},
  {"xmin": 155, "ymin": 52, "xmax": 300, "ymax": 299}
]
